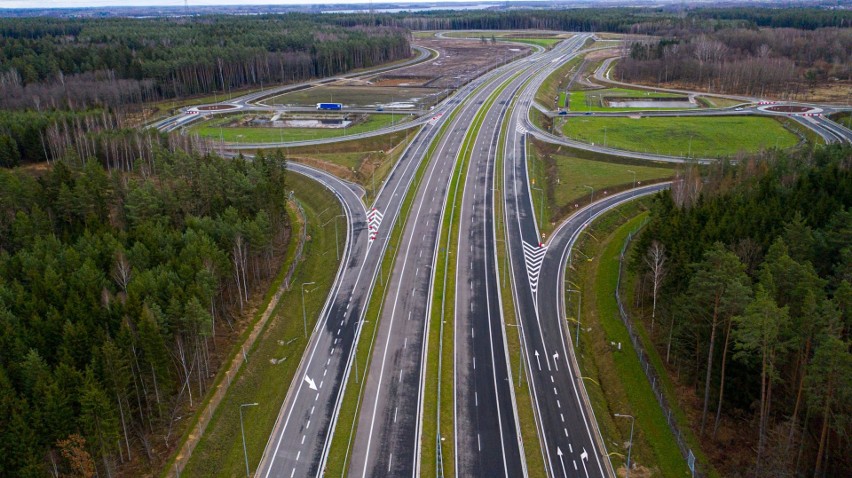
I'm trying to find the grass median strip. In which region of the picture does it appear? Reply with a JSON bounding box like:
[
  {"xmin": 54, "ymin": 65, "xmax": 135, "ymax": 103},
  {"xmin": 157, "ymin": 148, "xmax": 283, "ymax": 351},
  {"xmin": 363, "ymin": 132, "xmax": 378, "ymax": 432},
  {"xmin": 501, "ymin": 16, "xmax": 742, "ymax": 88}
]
[
  {"xmin": 178, "ymin": 173, "xmax": 345, "ymax": 477},
  {"xmin": 422, "ymin": 72, "xmax": 525, "ymax": 477},
  {"xmin": 566, "ymin": 201, "xmax": 705, "ymax": 478}
]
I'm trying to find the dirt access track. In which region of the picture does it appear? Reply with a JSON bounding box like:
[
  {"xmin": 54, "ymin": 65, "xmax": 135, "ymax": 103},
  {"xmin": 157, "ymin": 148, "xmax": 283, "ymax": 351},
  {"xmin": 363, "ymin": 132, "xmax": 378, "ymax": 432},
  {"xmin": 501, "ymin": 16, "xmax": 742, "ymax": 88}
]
[{"xmin": 373, "ymin": 37, "xmax": 532, "ymax": 89}]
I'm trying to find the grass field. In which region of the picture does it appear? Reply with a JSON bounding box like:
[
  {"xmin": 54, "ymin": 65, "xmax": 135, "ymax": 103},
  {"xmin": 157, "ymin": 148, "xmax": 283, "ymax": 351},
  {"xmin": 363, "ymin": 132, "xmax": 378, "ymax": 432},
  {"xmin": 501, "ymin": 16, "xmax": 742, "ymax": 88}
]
[
  {"xmin": 193, "ymin": 113, "xmax": 405, "ymax": 143},
  {"xmin": 561, "ymin": 116, "xmax": 800, "ymax": 158},
  {"xmin": 180, "ymin": 174, "xmax": 345, "ymax": 477},
  {"xmin": 567, "ymin": 88, "xmax": 689, "ymax": 112},
  {"xmin": 266, "ymin": 85, "xmax": 443, "ymax": 108},
  {"xmin": 567, "ymin": 204, "xmax": 693, "ymax": 478},
  {"xmin": 527, "ymin": 141, "xmax": 673, "ymax": 235},
  {"xmin": 502, "ymin": 37, "xmax": 561, "ymax": 48}
]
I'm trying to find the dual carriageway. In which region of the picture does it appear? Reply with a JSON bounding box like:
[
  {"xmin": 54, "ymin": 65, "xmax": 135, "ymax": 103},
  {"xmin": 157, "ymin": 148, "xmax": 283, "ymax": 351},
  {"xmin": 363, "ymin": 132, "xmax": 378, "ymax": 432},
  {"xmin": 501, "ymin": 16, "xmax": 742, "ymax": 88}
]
[{"xmin": 159, "ymin": 31, "xmax": 852, "ymax": 477}]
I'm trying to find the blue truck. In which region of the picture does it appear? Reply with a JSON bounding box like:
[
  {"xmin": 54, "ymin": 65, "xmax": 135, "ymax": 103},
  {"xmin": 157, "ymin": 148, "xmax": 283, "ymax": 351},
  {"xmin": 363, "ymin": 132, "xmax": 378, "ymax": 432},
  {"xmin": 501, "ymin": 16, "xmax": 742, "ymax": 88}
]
[{"xmin": 316, "ymin": 103, "xmax": 343, "ymax": 110}]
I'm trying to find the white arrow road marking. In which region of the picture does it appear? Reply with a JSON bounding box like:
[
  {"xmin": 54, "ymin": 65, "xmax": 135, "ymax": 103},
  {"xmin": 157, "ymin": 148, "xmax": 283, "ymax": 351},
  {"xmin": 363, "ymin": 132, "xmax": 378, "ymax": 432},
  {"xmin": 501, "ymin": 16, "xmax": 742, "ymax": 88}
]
[
  {"xmin": 304, "ymin": 375, "xmax": 318, "ymax": 391},
  {"xmin": 580, "ymin": 448, "xmax": 590, "ymax": 478},
  {"xmin": 522, "ymin": 241, "xmax": 547, "ymax": 295},
  {"xmin": 535, "ymin": 350, "xmax": 542, "ymax": 371},
  {"xmin": 557, "ymin": 447, "xmax": 568, "ymax": 478},
  {"xmin": 553, "ymin": 351, "xmax": 560, "ymax": 371}
]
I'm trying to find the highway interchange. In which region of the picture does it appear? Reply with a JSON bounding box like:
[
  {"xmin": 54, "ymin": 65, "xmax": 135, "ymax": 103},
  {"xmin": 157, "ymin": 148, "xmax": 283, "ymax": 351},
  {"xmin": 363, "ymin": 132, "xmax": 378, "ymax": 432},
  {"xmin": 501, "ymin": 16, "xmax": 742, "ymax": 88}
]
[{"xmin": 164, "ymin": 31, "xmax": 852, "ymax": 477}]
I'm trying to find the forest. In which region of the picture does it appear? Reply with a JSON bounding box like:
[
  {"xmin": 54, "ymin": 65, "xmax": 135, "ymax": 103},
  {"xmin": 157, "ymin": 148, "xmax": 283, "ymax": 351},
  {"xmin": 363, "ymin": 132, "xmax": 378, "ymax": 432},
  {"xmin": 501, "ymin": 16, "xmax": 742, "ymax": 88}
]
[
  {"xmin": 0, "ymin": 147, "xmax": 291, "ymax": 476},
  {"xmin": 632, "ymin": 145, "xmax": 852, "ymax": 477},
  {"xmin": 617, "ymin": 28, "xmax": 852, "ymax": 98},
  {"xmin": 0, "ymin": 15, "xmax": 411, "ymax": 109},
  {"xmin": 337, "ymin": 6, "xmax": 852, "ymax": 34}
]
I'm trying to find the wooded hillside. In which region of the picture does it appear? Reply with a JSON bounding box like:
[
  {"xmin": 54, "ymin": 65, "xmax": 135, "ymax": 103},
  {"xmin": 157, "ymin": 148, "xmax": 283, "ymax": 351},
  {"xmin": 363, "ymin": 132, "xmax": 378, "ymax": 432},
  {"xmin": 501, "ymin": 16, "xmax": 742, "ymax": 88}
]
[
  {"xmin": 0, "ymin": 15, "xmax": 411, "ymax": 109},
  {"xmin": 0, "ymin": 149, "xmax": 290, "ymax": 476},
  {"xmin": 632, "ymin": 145, "xmax": 852, "ymax": 477}
]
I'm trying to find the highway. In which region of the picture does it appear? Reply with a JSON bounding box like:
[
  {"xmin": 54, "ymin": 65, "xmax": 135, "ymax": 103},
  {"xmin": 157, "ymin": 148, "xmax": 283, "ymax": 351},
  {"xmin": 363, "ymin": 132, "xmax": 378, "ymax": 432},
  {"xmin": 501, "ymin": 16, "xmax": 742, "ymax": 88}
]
[
  {"xmin": 345, "ymin": 52, "xmax": 536, "ymax": 478},
  {"xmin": 502, "ymin": 37, "xmax": 614, "ymax": 478},
  {"xmin": 254, "ymin": 39, "xmax": 542, "ymax": 478},
  {"xmin": 450, "ymin": 34, "xmax": 593, "ymax": 478}
]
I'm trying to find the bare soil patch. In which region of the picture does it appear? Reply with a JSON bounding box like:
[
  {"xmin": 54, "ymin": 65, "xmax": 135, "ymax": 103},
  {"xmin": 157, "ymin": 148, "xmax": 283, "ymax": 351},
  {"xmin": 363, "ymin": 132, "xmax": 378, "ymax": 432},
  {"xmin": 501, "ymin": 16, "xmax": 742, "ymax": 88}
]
[{"xmin": 384, "ymin": 38, "xmax": 532, "ymax": 89}]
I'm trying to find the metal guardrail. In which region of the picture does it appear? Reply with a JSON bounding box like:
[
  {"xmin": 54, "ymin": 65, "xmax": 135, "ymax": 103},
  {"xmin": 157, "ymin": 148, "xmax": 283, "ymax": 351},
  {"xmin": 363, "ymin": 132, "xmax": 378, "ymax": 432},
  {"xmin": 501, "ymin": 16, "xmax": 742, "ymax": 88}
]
[{"xmin": 614, "ymin": 225, "xmax": 704, "ymax": 478}]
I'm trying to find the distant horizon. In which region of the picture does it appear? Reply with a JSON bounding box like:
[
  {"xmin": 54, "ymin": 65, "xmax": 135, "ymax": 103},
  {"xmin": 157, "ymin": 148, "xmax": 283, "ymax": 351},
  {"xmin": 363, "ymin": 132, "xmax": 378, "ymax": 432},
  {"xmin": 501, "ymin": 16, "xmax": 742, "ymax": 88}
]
[{"xmin": 2, "ymin": 0, "xmax": 536, "ymax": 9}]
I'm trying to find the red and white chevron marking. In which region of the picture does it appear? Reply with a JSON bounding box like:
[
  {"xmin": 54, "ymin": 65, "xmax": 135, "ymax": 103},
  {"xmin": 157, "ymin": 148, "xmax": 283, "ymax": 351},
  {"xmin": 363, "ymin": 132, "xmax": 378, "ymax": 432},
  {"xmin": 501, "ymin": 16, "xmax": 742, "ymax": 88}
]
[{"xmin": 367, "ymin": 208, "xmax": 383, "ymax": 242}]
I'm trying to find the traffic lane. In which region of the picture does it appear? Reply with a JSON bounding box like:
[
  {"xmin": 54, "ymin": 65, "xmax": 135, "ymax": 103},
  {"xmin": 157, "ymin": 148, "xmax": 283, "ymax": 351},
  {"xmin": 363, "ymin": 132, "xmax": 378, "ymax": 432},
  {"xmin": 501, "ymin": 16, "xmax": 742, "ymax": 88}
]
[
  {"xmin": 256, "ymin": 163, "xmax": 370, "ymax": 477},
  {"xmin": 456, "ymin": 135, "xmax": 522, "ymax": 475},
  {"xmin": 259, "ymin": 74, "xmax": 441, "ymax": 478},
  {"xmin": 349, "ymin": 103, "xmax": 484, "ymax": 477},
  {"xmin": 352, "ymin": 62, "xmax": 527, "ymax": 474}
]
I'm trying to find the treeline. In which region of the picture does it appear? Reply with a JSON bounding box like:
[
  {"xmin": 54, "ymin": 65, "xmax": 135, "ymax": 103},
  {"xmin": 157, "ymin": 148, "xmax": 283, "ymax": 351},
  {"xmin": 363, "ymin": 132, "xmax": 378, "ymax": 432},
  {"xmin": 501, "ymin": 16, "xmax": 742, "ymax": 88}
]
[
  {"xmin": 0, "ymin": 15, "xmax": 410, "ymax": 110},
  {"xmin": 0, "ymin": 109, "xmax": 219, "ymax": 168},
  {"xmin": 632, "ymin": 145, "xmax": 852, "ymax": 477},
  {"xmin": 331, "ymin": 6, "xmax": 852, "ymax": 33},
  {"xmin": 617, "ymin": 28, "xmax": 852, "ymax": 98},
  {"xmin": 0, "ymin": 149, "xmax": 290, "ymax": 476}
]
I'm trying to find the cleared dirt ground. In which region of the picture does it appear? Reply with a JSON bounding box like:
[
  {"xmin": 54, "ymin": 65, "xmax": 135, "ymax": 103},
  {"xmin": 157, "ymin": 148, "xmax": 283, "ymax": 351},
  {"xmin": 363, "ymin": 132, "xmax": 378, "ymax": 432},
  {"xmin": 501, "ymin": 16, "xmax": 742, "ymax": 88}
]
[{"xmin": 378, "ymin": 37, "xmax": 532, "ymax": 88}]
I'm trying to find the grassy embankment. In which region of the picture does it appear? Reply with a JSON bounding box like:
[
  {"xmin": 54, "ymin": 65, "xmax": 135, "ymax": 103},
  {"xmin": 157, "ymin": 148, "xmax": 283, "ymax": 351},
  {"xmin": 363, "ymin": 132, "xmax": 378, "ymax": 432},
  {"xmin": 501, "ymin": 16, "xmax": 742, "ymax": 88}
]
[
  {"xmin": 566, "ymin": 201, "xmax": 718, "ymax": 477},
  {"xmin": 321, "ymin": 83, "xmax": 470, "ymax": 477},
  {"xmin": 526, "ymin": 140, "xmax": 674, "ymax": 237},
  {"xmin": 534, "ymin": 54, "xmax": 584, "ymax": 108},
  {"xmin": 193, "ymin": 113, "xmax": 405, "ymax": 143},
  {"xmin": 177, "ymin": 174, "xmax": 345, "ymax": 477},
  {"xmin": 283, "ymin": 127, "xmax": 419, "ymax": 203},
  {"xmin": 561, "ymin": 116, "xmax": 800, "ymax": 158}
]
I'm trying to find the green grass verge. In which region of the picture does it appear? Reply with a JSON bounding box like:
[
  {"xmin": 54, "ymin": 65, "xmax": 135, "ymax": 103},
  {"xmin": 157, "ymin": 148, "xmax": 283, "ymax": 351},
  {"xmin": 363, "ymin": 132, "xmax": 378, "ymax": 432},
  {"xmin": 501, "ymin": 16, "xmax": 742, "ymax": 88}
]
[
  {"xmin": 535, "ymin": 54, "xmax": 583, "ymax": 109},
  {"xmin": 322, "ymin": 92, "xmax": 466, "ymax": 477},
  {"xmin": 567, "ymin": 202, "xmax": 693, "ymax": 478},
  {"xmin": 179, "ymin": 173, "xmax": 345, "ymax": 477},
  {"xmin": 502, "ymin": 37, "xmax": 561, "ymax": 48},
  {"xmin": 526, "ymin": 139, "xmax": 673, "ymax": 237},
  {"xmin": 193, "ymin": 113, "xmax": 406, "ymax": 143},
  {"xmin": 561, "ymin": 116, "xmax": 800, "ymax": 158},
  {"xmin": 829, "ymin": 111, "xmax": 852, "ymax": 129},
  {"xmin": 567, "ymin": 88, "xmax": 688, "ymax": 112}
]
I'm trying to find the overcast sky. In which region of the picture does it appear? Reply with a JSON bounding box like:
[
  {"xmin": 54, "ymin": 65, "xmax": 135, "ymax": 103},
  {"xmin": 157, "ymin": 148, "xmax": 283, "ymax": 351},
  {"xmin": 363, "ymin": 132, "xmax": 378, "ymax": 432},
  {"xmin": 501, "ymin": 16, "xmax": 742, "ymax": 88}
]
[{"xmin": 2, "ymin": 0, "xmax": 503, "ymax": 8}]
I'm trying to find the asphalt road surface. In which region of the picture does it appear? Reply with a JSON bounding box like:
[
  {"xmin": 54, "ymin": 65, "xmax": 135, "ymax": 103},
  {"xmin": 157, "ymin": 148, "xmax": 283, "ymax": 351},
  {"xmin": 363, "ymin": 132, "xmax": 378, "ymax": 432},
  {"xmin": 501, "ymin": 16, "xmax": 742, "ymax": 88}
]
[
  {"xmin": 254, "ymin": 45, "xmax": 535, "ymax": 478},
  {"xmin": 346, "ymin": 55, "xmax": 538, "ymax": 478},
  {"xmin": 502, "ymin": 38, "xmax": 613, "ymax": 477}
]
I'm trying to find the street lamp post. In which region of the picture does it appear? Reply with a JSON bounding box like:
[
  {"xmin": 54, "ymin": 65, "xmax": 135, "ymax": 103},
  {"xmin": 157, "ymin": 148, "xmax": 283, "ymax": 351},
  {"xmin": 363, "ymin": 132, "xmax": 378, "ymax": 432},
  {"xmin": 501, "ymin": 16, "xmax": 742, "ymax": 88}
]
[
  {"xmin": 614, "ymin": 413, "xmax": 635, "ymax": 478},
  {"xmin": 627, "ymin": 169, "xmax": 636, "ymax": 190},
  {"xmin": 322, "ymin": 215, "xmax": 346, "ymax": 261},
  {"xmin": 240, "ymin": 402, "xmax": 259, "ymax": 478},
  {"xmin": 301, "ymin": 282, "xmax": 316, "ymax": 338},
  {"xmin": 583, "ymin": 185, "xmax": 594, "ymax": 219},
  {"xmin": 566, "ymin": 288, "xmax": 582, "ymax": 348}
]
